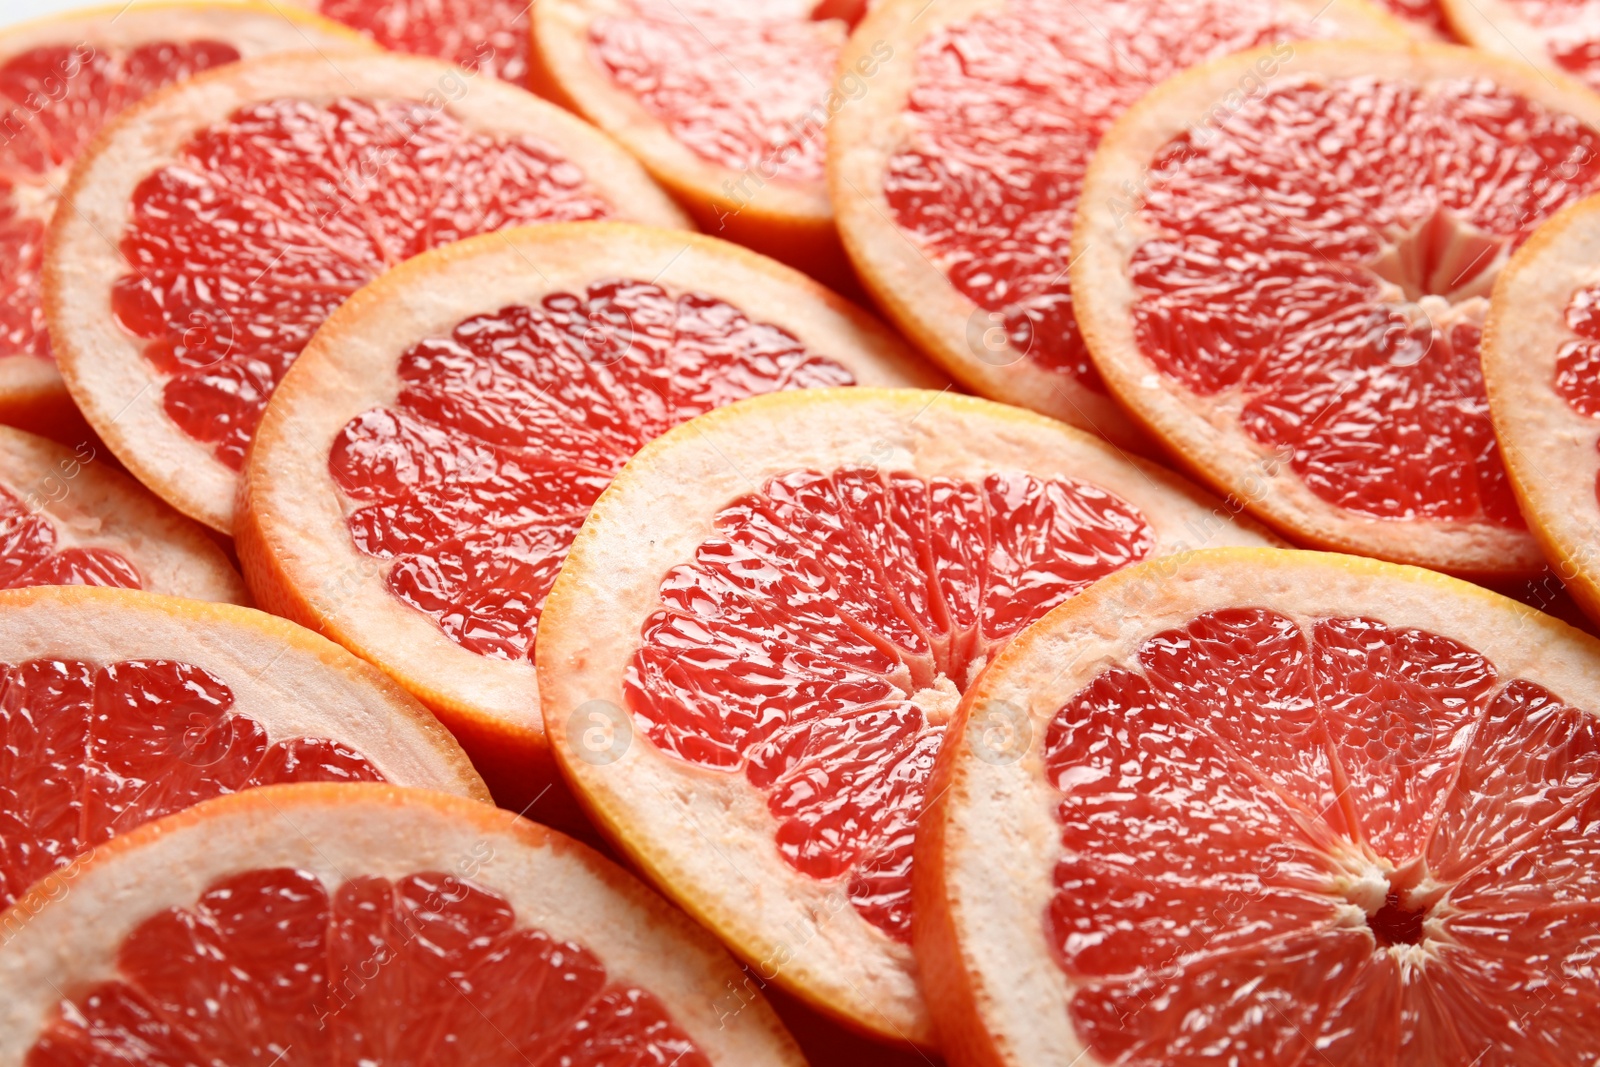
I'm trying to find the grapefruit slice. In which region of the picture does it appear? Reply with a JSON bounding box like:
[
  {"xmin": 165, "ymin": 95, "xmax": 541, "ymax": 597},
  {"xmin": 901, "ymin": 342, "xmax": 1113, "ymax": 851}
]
[
  {"xmin": 0, "ymin": 1, "xmax": 365, "ymax": 444},
  {"xmin": 536, "ymin": 388, "xmax": 1274, "ymax": 1045},
  {"xmin": 0, "ymin": 783, "xmax": 805, "ymax": 1065},
  {"xmin": 0, "ymin": 585, "xmax": 486, "ymax": 913},
  {"xmin": 306, "ymin": 0, "xmax": 534, "ymax": 84},
  {"xmin": 1445, "ymin": 0, "xmax": 1600, "ymax": 91},
  {"xmin": 46, "ymin": 51, "xmax": 690, "ymax": 536},
  {"xmin": 1072, "ymin": 41, "xmax": 1600, "ymax": 579},
  {"xmin": 531, "ymin": 0, "xmax": 860, "ymax": 283},
  {"xmin": 237, "ymin": 222, "xmax": 939, "ymax": 815},
  {"xmin": 1484, "ymin": 194, "xmax": 1600, "ymax": 626},
  {"xmin": 917, "ymin": 547, "xmax": 1600, "ymax": 1066},
  {"xmin": 0, "ymin": 424, "xmax": 244, "ymax": 602},
  {"xmin": 828, "ymin": 0, "xmax": 1404, "ymax": 447}
]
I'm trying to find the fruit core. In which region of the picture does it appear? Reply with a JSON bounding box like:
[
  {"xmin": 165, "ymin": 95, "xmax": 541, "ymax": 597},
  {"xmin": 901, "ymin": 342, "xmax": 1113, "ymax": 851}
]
[
  {"xmin": 27, "ymin": 867, "xmax": 710, "ymax": 1064},
  {"xmin": 112, "ymin": 96, "xmax": 615, "ymax": 470},
  {"xmin": 1128, "ymin": 74, "xmax": 1600, "ymax": 526},
  {"xmin": 0, "ymin": 484, "xmax": 141, "ymax": 589},
  {"xmin": 329, "ymin": 281, "xmax": 855, "ymax": 661},
  {"xmin": 0, "ymin": 39, "xmax": 240, "ymax": 362},
  {"xmin": 314, "ymin": 0, "xmax": 532, "ymax": 84},
  {"xmin": 0, "ymin": 657, "xmax": 383, "ymax": 910},
  {"xmin": 1045, "ymin": 607, "xmax": 1600, "ymax": 1061},
  {"xmin": 627, "ymin": 465, "xmax": 1156, "ymax": 939}
]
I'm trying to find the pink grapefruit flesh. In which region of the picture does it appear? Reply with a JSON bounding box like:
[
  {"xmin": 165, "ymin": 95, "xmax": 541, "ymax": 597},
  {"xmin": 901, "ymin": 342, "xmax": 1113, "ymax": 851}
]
[
  {"xmin": 312, "ymin": 0, "xmax": 534, "ymax": 84},
  {"xmin": 0, "ymin": 487, "xmax": 139, "ymax": 589}
]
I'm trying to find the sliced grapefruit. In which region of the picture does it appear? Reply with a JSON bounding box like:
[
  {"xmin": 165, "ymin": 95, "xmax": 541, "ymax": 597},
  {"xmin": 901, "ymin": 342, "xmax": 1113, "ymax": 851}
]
[
  {"xmin": 0, "ymin": 585, "xmax": 486, "ymax": 913},
  {"xmin": 536, "ymin": 388, "xmax": 1274, "ymax": 1045},
  {"xmin": 236, "ymin": 222, "xmax": 939, "ymax": 815},
  {"xmin": 1484, "ymin": 193, "xmax": 1600, "ymax": 626},
  {"xmin": 0, "ymin": 1, "xmax": 365, "ymax": 444},
  {"xmin": 0, "ymin": 783, "xmax": 805, "ymax": 1065},
  {"xmin": 917, "ymin": 547, "xmax": 1600, "ymax": 1066},
  {"xmin": 1445, "ymin": 0, "xmax": 1600, "ymax": 91},
  {"xmin": 827, "ymin": 0, "xmax": 1404, "ymax": 447},
  {"xmin": 1072, "ymin": 41, "xmax": 1600, "ymax": 579},
  {"xmin": 306, "ymin": 0, "xmax": 534, "ymax": 84},
  {"xmin": 532, "ymin": 0, "xmax": 860, "ymax": 283},
  {"xmin": 46, "ymin": 51, "xmax": 690, "ymax": 536},
  {"xmin": 0, "ymin": 424, "xmax": 244, "ymax": 601}
]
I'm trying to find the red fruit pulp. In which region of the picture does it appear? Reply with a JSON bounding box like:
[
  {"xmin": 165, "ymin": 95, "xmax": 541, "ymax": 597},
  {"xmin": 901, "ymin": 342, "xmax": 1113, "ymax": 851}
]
[
  {"xmin": 111, "ymin": 96, "xmax": 616, "ymax": 470},
  {"xmin": 1553, "ymin": 280, "xmax": 1600, "ymax": 508},
  {"xmin": 1130, "ymin": 75, "xmax": 1600, "ymax": 524},
  {"xmin": 1377, "ymin": 0, "xmax": 1451, "ymax": 33},
  {"xmin": 1498, "ymin": 0, "xmax": 1600, "ymax": 91},
  {"xmin": 0, "ymin": 39, "xmax": 240, "ymax": 362},
  {"xmin": 627, "ymin": 467, "xmax": 1156, "ymax": 940},
  {"xmin": 1047, "ymin": 608, "xmax": 1600, "ymax": 1062},
  {"xmin": 0, "ymin": 486, "xmax": 140, "ymax": 589},
  {"xmin": 0, "ymin": 658, "xmax": 382, "ymax": 909},
  {"xmin": 26, "ymin": 868, "xmax": 711, "ymax": 1065},
  {"xmin": 314, "ymin": 0, "xmax": 533, "ymax": 84},
  {"xmin": 328, "ymin": 282, "xmax": 855, "ymax": 661}
]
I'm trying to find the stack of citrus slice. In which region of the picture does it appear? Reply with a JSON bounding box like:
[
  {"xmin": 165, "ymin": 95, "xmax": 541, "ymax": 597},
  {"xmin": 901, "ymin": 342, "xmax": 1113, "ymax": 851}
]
[
  {"xmin": 920, "ymin": 548, "xmax": 1600, "ymax": 1064},
  {"xmin": 0, "ymin": 586, "xmax": 485, "ymax": 911},
  {"xmin": 0, "ymin": 784, "xmax": 805, "ymax": 1064},
  {"xmin": 0, "ymin": 425, "xmax": 243, "ymax": 600},
  {"xmin": 0, "ymin": 1, "xmax": 364, "ymax": 442},
  {"xmin": 537, "ymin": 388, "xmax": 1272, "ymax": 1045},
  {"xmin": 828, "ymin": 0, "xmax": 1403, "ymax": 444},
  {"xmin": 47, "ymin": 51, "xmax": 689, "ymax": 535},
  {"xmin": 238, "ymin": 222, "xmax": 936, "ymax": 813}
]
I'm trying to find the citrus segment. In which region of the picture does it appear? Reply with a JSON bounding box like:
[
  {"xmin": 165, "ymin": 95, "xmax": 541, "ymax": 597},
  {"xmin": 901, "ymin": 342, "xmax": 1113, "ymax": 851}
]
[
  {"xmin": 1445, "ymin": 0, "xmax": 1600, "ymax": 91},
  {"xmin": 0, "ymin": 2, "xmax": 364, "ymax": 440},
  {"xmin": 829, "ymin": 0, "xmax": 1402, "ymax": 443},
  {"xmin": 0, "ymin": 785, "xmax": 806, "ymax": 1065},
  {"xmin": 1380, "ymin": 0, "xmax": 1452, "ymax": 32},
  {"xmin": 48, "ymin": 53, "xmax": 690, "ymax": 534},
  {"xmin": 917, "ymin": 549, "xmax": 1600, "ymax": 1066},
  {"xmin": 0, "ymin": 587, "xmax": 485, "ymax": 915},
  {"xmin": 310, "ymin": 0, "xmax": 533, "ymax": 83},
  {"xmin": 238, "ymin": 223, "xmax": 936, "ymax": 815},
  {"xmin": 538, "ymin": 389, "xmax": 1272, "ymax": 1043},
  {"xmin": 1073, "ymin": 42, "xmax": 1600, "ymax": 576},
  {"xmin": 1483, "ymin": 194, "xmax": 1600, "ymax": 626},
  {"xmin": 0, "ymin": 425, "xmax": 245, "ymax": 602}
]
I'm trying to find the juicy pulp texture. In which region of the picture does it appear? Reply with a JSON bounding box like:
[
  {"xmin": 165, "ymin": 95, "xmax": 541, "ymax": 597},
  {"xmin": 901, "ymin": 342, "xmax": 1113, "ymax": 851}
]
[
  {"xmin": 627, "ymin": 467, "xmax": 1156, "ymax": 940},
  {"xmin": 0, "ymin": 485, "xmax": 141, "ymax": 589},
  {"xmin": 883, "ymin": 0, "xmax": 1336, "ymax": 386},
  {"xmin": 1552, "ymin": 280, "xmax": 1600, "ymax": 507},
  {"xmin": 1045, "ymin": 608, "xmax": 1600, "ymax": 1063},
  {"xmin": 589, "ymin": 0, "xmax": 845, "ymax": 183},
  {"xmin": 315, "ymin": 0, "xmax": 532, "ymax": 84},
  {"xmin": 1377, "ymin": 0, "xmax": 1451, "ymax": 32},
  {"xmin": 1497, "ymin": 0, "xmax": 1600, "ymax": 91},
  {"xmin": 328, "ymin": 282, "xmax": 854, "ymax": 661},
  {"xmin": 0, "ymin": 658, "xmax": 382, "ymax": 910},
  {"xmin": 26, "ymin": 868, "xmax": 711, "ymax": 1065},
  {"xmin": 0, "ymin": 39, "xmax": 240, "ymax": 362},
  {"xmin": 112, "ymin": 97, "xmax": 615, "ymax": 470},
  {"xmin": 1129, "ymin": 75, "xmax": 1600, "ymax": 525}
]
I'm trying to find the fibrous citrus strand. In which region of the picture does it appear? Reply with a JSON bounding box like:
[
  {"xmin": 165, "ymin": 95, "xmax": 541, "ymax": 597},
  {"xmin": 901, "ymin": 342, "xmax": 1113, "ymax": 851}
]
[
  {"xmin": 589, "ymin": 0, "xmax": 846, "ymax": 183},
  {"xmin": 111, "ymin": 97, "xmax": 615, "ymax": 470},
  {"xmin": 0, "ymin": 40, "xmax": 240, "ymax": 361},
  {"xmin": 26, "ymin": 868, "xmax": 711, "ymax": 1066},
  {"xmin": 328, "ymin": 281, "xmax": 855, "ymax": 661},
  {"xmin": 0, "ymin": 658, "xmax": 382, "ymax": 910},
  {"xmin": 0, "ymin": 485, "xmax": 141, "ymax": 589},
  {"xmin": 1044, "ymin": 607, "xmax": 1600, "ymax": 1064},
  {"xmin": 882, "ymin": 0, "xmax": 1336, "ymax": 386},
  {"xmin": 314, "ymin": 0, "xmax": 532, "ymax": 84},
  {"xmin": 1492, "ymin": 0, "xmax": 1600, "ymax": 92},
  {"xmin": 627, "ymin": 466, "xmax": 1155, "ymax": 940},
  {"xmin": 1131, "ymin": 75, "xmax": 1600, "ymax": 526}
]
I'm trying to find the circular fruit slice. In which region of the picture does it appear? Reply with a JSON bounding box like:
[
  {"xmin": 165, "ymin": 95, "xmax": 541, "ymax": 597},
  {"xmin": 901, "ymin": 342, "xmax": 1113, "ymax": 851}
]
[
  {"xmin": 828, "ymin": 0, "xmax": 1404, "ymax": 447},
  {"xmin": 1073, "ymin": 41, "xmax": 1600, "ymax": 579},
  {"xmin": 536, "ymin": 388, "xmax": 1274, "ymax": 1045},
  {"xmin": 0, "ymin": 585, "xmax": 486, "ymax": 913},
  {"xmin": 237, "ymin": 222, "xmax": 939, "ymax": 815},
  {"xmin": 47, "ymin": 52, "xmax": 690, "ymax": 536},
  {"xmin": 1484, "ymin": 194, "xmax": 1600, "ymax": 625},
  {"xmin": 0, "ymin": 783, "xmax": 805, "ymax": 1065},
  {"xmin": 1444, "ymin": 0, "xmax": 1600, "ymax": 91},
  {"xmin": 0, "ymin": 1, "xmax": 366, "ymax": 444},
  {"xmin": 532, "ymin": 0, "xmax": 860, "ymax": 283},
  {"xmin": 0, "ymin": 424, "xmax": 245, "ymax": 601},
  {"xmin": 306, "ymin": 0, "xmax": 533, "ymax": 84},
  {"xmin": 918, "ymin": 547, "xmax": 1600, "ymax": 1066}
]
